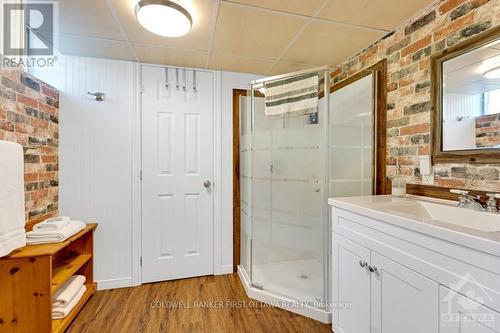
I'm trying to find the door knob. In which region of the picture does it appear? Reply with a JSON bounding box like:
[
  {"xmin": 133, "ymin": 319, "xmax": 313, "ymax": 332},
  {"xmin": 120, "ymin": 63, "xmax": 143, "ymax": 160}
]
[
  {"xmin": 203, "ymin": 180, "xmax": 211, "ymax": 188},
  {"xmin": 368, "ymin": 265, "xmax": 378, "ymax": 273},
  {"xmin": 359, "ymin": 260, "xmax": 368, "ymax": 268}
]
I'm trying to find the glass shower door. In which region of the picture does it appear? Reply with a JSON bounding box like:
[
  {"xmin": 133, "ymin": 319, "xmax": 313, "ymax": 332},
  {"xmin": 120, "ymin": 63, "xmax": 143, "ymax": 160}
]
[{"xmin": 248, "ymin": 71, "xmax": 327, "ymax": 306}]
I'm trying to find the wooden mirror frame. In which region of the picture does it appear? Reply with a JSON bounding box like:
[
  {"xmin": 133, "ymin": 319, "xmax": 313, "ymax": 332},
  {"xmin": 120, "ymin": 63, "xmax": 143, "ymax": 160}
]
[{"xmin": 431, "ymin": 25, "xmax": 500, "ymax": 164}]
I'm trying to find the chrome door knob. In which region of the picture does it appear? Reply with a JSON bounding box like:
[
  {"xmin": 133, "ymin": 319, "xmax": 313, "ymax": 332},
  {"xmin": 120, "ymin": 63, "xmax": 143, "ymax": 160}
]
[
  {"xmin": 368, "ymin": 265, "xmax": 378, "ymax": 273},
  {"xmin": 203, "ymin": 180, "xmax": 211, "ymax": 188},
  {"xmin": 359, "ymin": 260, "xmax": 368, "ymax": 268}
]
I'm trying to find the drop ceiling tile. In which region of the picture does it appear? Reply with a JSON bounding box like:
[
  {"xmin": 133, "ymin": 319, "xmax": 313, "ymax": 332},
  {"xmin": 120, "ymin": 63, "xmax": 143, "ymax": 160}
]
[
  {"xmin": 281, "ymin": 21, "xmax": 385, "ymax": 67},
  {"xmin": 208, "ymin": 53, "xmax": 274, "ymax": 74},
  {"xmin": 109, "ymin": 0, "xmax": 216, "ymax": 51},
  {"xmin": 228, "ymin": 0, "xmax": 325, "ymax": 16},
  {"xmin": 211, "ymin": 2, "xmax": 308, "ymax": 60},
  {"xmin": 58, "ymin": 0, "xmax": 125, "ymax": 40},
  {"xmin": 57, "ymin": 34, "xmax": 136, "ymax": 61},
  {"xmin": 267, "ymin": 62, "xmax": 319, "ymax": 76},
  {"xmin": 133, "ymin": 44, "xmax": 208, "ymax": 68},
  {"xmin": 318, "ymin": 0, "xmax": 436, "ymax": 31}
]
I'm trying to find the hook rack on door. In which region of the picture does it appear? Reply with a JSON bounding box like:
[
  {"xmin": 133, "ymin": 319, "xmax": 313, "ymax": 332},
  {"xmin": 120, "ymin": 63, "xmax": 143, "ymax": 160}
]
[{"xmin": 164, "ymin": 67, "xmax": 198, "ymax": 93}]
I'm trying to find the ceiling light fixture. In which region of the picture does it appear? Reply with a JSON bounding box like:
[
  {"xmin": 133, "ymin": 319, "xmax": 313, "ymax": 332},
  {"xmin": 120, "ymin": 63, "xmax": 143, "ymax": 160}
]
[
  {"xmin": 134, "ymin": 0, "xmax": 192, "ymax": 38},
  {"xmin": 484, "ymin": 66, "xmax": 500, "ymax": 79}
]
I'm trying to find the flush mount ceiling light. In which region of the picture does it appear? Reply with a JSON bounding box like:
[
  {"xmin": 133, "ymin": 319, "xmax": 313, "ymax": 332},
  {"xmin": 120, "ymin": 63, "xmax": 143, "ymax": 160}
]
[
  {"xmin": 134, "ymin": 0, "xmax": 192, "ymax": 37},
  {"xmin": 484, "ymin": 66, "xmax": 500, "ymax": 79}
]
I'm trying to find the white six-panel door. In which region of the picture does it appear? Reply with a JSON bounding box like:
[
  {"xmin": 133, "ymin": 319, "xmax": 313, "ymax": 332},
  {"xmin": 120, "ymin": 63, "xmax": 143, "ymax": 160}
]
[{"xmin": 141, "ymin": 65, "xmax": 214, "ymax": 283}]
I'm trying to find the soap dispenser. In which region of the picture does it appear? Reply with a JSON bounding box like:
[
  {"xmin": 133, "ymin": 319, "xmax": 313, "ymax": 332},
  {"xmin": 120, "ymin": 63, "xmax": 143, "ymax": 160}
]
[{"xmin": 392, "ymin": 160, "xmax": 407, "ymax": 197}]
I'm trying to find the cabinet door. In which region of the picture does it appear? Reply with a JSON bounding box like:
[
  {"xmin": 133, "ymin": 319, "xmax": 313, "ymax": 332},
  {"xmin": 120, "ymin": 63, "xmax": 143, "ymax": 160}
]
[
  {"xmin": 370, "ymin": 252, "xmax": 439, "ymax": 333},
  {"xmin": 440, "ymin": 286, "xmax": 500, "ymax": 333},
  {"xmin": 332, "ymin": 234, "xmax": 371, "ymax": 333}
]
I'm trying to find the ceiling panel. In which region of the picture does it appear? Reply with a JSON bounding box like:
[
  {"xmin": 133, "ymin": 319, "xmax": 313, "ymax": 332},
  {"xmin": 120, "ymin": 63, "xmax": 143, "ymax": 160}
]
[
  {"xmin": 208, "ymin": 53, "xmax": 274, "ymax": 74},
  {"xmin": 133, "ymin": 44, "xmax": 208, "ymax": 68},
  {"xmin": 281, "ymin": 21, "xmax": 385, "ymax": 67},
  {"xmin": 58, "ymin": 34, "xmax": 136, "ymax": 61},
  {"xmin": 318, "ymin": 0, "xmax": 436, "ymax": 31},
  {"xmin": 58, "ymin": 0, "xmax": 125, "ymax": 40},
  {"xmin": 268, "ymin": 62, "xmax": 319, "ymax": 75},
  {"xmin": 211, "ymin": 2, "xmax": 308, "ymax": 60},
  {"xmin": 228, "ymin": 0, "xmax": 325, "ymax": 16},
  {"xmin": 109, "ymin": 0, "xmax": 216, "ymax": 50}
]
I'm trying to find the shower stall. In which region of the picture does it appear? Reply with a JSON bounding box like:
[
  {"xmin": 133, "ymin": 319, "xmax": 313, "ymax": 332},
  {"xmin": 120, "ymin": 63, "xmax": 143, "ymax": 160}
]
[{"xmin": 238, "ymin": 66, "xmax": 374, "ymax": 323}]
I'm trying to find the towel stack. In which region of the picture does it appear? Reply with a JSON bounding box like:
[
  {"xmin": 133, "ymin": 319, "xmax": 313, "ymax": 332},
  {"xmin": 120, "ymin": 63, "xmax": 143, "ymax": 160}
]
[
  {"xmin": 0, "ymin": 141, "xmax": 27, "ymax": 257},
  {"xmin": 26, "ymin": 217, "xmax": 86, "ymax": 244},
  {"xmin": 52, "ymin": 275, "xmax": 87, "ymax": 319}
]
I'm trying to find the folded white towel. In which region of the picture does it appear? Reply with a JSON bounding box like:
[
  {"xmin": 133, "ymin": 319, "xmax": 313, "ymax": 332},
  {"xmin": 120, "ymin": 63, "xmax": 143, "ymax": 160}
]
[
  {"xmin": 26, "ymin": 221, "xmax": 86, "ymax": 244},
  {"xmin": 52, "ymin": 284, "xmax": 87, "ymax": 319},
  {"xmin": 33, "ymin": 216, "xmax": 71, "ymax": 231},
  {"xmin": 52, "ymin": 275, "xmax": 86, "ymax": 307},
  {"xmin": 0, "ymin": 141, "xmax": 27, "ymax": 257}
]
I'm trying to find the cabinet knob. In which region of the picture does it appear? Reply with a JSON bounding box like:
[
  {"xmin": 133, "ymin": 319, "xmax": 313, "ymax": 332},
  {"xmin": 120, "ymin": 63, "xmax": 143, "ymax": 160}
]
[
  {"xmin": 368, "ymin": 265, "xmax": 378, "ymax": 273},
  {"xmin": 359, "ymin": 260, "xmax": 368, "ymax": 268}
]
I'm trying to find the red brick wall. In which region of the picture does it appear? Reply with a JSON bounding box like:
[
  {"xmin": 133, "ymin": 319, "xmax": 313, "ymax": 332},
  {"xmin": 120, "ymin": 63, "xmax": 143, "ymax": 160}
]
[
  {"xmin": 0, "ymin": 69, "xmax": 59, "ymax": 224},
  {"xmin": 330, "ymin": 0, "xmax": 500, "ymax": 192},
  {"xmin": 476, "ymin": 113, "xmax": 500, "ymax": 148}
]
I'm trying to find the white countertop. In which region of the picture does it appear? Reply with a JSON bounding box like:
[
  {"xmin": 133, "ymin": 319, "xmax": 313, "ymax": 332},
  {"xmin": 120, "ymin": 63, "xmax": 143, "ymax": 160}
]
[{"xmin": 329, "ymin": 195, "xmax": 500, "ymax": 256}]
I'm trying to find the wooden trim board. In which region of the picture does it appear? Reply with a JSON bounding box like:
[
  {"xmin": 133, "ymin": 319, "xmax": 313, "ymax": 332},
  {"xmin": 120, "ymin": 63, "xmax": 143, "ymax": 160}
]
[
  {"xmin": 407, "ymin": 183, "xmax": 499, "ymax": 206},
  {"xmin": 232, "ymin": 89, "xmax": 247, "ymax": 272}
]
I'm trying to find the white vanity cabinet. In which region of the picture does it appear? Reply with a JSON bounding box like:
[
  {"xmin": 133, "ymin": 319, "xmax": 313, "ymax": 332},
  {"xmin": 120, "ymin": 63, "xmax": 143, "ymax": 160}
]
[
  {"xmin": 333, "ymin": 234, "xmax": 438, "ymax": 333},
  {"xmin": 330, "ymin": 197, "xmax": 500, "ymax": 333}
]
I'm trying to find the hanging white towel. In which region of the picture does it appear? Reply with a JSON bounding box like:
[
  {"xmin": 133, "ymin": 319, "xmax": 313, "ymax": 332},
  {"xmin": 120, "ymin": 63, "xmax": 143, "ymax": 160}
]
[
  {"xmin": 0, "ymin": 141, "xmax": 27, "ymax": 257},
  {"xmin": 52, "ymin": 275, "xmax": 86, "ymax": 307},
  {"xmin": 52, "ymin": 284, "xmax": 87, "ymax": 319},
  {"xmin": 264, "ymin": 72, "xmax": 319, "ymax": 118},
  {"xmin": 33, "ymin": 216, "xmax": 71, "ymax": 231},
  {"xmin": 26, "ymin": 221, "xmax": 86, "ymax": 244}
]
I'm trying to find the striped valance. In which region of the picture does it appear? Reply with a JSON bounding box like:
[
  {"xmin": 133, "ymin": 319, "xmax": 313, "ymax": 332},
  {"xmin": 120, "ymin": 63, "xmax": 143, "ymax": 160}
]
[{"xmin": 264, "ymin": 72, "xmax": 319, "ymax": 118}]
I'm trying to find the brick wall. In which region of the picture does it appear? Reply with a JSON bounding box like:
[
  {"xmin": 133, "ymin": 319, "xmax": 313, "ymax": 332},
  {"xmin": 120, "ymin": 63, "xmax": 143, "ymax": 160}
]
[
  {"xmin": 330, "ymin": 0, "xmax": 500, "ymax": 192},
  {"xmin": 476, "ymin": 113, "xmax": 500, "ymax": 148},
  {"xmin": 0, "ymin": 69, "xmax": 59, "ymax": 224}
]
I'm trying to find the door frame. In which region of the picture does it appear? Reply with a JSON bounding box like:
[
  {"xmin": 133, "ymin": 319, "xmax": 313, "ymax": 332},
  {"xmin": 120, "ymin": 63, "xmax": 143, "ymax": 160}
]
[
  {"xmin": 232, "ymin": 89, "xmax": 247, "ymax": 272},
  {"xmin": 133, "ymin": 64, "xmax": 223, "ymax": 285}
]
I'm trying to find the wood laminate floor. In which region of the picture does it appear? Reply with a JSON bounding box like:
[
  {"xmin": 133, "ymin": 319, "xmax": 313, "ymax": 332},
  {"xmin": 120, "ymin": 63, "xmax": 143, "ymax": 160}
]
[{"xmin": 67, "ymin": 274, "xmax": 332, "ymax": 333}]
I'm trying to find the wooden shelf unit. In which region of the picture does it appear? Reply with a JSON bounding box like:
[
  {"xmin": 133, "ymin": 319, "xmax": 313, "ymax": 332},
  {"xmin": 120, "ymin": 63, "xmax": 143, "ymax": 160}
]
[{"xmin": 0, "ymin": 223, "xmax": 97, "ymax": 333}]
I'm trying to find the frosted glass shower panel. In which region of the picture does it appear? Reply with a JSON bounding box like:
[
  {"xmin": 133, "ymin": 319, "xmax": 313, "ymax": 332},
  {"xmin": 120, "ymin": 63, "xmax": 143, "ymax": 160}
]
[
  {"xmin": 329, "ymin": 74, "xmax": 373, "ymax": 197},
  {"xmin": 248, "ymin": 71, "xmax": 327, "ymax": 305}
]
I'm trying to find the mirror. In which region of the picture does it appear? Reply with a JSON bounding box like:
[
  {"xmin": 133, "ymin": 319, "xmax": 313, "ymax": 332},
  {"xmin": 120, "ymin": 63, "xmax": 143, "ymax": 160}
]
[{"xmin": 433, "ymin": 26, "xmax": 500, "ymax": 163}]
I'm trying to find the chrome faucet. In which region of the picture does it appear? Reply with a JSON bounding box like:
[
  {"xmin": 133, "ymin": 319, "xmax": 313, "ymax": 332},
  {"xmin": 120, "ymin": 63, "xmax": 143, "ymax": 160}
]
[{"xmin": 450, "ymin": 189, "xmax": 487, "ymax": 212}]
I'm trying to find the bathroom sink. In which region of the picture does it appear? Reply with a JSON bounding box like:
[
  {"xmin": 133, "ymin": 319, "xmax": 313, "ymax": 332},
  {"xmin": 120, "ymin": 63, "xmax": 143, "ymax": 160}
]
[{"xmin": 376, "ymin": 199, "xmax": 500, "ymax": 233}]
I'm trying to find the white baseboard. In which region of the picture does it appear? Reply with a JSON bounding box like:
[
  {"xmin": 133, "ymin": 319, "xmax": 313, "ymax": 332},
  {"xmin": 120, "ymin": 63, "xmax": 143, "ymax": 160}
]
[
  {"xmin": 220, "ymin": 264, "xmax": 234, "ymax": 275},
  {"xmin": 97, "ymin": 277, "xmax": 133, "ymax": 291}
]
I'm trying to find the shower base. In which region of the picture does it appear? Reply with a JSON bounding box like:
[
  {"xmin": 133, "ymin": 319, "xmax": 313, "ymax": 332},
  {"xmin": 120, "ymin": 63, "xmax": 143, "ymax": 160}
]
[{"xmin": 237, "ymin": 261, "xmax": 331, "ymax": 323}]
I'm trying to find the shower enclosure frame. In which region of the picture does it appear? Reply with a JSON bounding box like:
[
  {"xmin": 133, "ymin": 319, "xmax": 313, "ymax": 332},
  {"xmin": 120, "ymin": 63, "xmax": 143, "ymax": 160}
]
[{"xmin": 238, "ymin": 66, "xmax": 332, "ymax": 323}]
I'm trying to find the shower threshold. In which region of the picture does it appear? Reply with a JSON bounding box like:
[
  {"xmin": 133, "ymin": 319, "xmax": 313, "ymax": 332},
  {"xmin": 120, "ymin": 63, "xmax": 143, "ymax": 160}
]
[{"xmin": 237, "ymin": 266, "xmax": 332, "ymax": 323}]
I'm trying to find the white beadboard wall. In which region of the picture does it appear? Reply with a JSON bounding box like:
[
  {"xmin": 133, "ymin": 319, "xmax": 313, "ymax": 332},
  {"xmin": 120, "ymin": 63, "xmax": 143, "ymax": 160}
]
[
  {"xmin": 31, "ymin": 56, "xmax": 262, "ymax": 288},
  {"xmin": 63, "ymin": 56, "xmax": 137, "ymax": 289}
]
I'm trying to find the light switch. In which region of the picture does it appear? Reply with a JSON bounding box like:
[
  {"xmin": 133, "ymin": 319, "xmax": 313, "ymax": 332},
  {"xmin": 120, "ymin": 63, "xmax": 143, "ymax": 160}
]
[{"xmin": 419, "ymin": 155, "xmax": 431, "ymax": 175}]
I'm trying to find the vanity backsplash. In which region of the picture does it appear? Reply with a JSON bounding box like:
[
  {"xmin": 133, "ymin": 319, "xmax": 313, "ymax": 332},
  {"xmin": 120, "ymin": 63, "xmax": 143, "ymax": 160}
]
[
  {"xmin": 329, "ymin": 0, "xmax": 500, "ymax": 193},
  {"xmin": 0, "ymin": 69, "xmax": 59, "ymax": 224}
]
